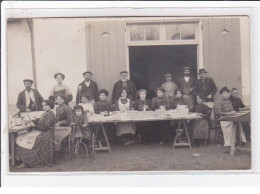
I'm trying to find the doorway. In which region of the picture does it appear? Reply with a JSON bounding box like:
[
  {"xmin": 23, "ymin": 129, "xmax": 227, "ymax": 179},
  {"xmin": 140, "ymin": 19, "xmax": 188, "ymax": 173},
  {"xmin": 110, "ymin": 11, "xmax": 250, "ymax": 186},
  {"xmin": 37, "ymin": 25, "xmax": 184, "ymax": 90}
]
[{"xmin": 129, "ymin": 45, "xmax": 197, "ymax": 99}]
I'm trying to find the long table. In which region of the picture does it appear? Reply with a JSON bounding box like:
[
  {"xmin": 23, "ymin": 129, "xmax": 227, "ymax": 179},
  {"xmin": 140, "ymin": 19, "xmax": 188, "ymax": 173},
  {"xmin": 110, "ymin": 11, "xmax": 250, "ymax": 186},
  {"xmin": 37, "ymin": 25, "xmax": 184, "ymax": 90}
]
[
  {"xmin": 88, "ymin": 111, "xmax": 202, "ymax": 153},
  {"xmin": 219, "ymin": 111, "xmax": 250, "ymax": 156}
]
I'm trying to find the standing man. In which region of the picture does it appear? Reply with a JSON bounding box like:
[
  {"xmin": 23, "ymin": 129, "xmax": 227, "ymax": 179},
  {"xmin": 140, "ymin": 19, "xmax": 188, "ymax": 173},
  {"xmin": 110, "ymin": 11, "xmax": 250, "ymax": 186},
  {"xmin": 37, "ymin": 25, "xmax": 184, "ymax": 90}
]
[
  {"xmin": 76, "ymin": 71, "xmax": 98, "ymax": 104},
  {"xmin": 112, "ymin": 71, "xmax": 137, "ymax": 105},
  {"xmin": 161, "ymin": 73, "xmax": 178, "ymax": 98},
  {"xmin": 194, "ymin": 68, "xmax": 217, "ymax": 108},
  {"xmin": 16, "ymin": 79, "xmax": 44, "ymax": 112},
  {"xmin": 178, "ymin": 66, "xmax": 196, "ymax": 110}
]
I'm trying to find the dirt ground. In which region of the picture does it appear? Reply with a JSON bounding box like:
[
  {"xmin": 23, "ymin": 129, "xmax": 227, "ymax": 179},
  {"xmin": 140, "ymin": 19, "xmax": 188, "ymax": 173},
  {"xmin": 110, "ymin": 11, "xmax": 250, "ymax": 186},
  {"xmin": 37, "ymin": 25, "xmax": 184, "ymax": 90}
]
[{"xmin": 10, "ymin": 142, "xmax": 251, "ymax": 172}]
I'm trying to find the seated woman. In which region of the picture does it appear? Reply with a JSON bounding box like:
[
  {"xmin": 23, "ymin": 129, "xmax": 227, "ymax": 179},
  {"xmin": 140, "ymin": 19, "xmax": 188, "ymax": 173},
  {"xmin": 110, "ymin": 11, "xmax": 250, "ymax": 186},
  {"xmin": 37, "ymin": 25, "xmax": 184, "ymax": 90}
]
[
  {"xmin": 151, "ymin": 88, "xmax": 171, "ymax": 144},
  {"xmin": 49, "ymin": 73, "xmax": 73, "ymax": 105},
  {"xmin": 151, "ymin": 87, "xmax": 170, "ymax": 110},
  {"xmin": 71, "ymin": 105, "xmax": 91, "ymax": 143},
  {"xmin": 191, "ymin": 95, "xmax": 211, "ymax": 147},
  {"xmin": 94, "ymin": 89, "xmax": 116, "ymax": 142},
  {"xmin": 94, "ymin": 89, "xmax": 114, "ymax": 114},
  {"xmin": 215, "ymin": 87, "xmax": 247, "ymax": 153},
  {"xmin": 134, "ymin": 89, "xmax": 154, "ymax": 144},
  {"xmin": 16, "ymin": 100, "xmax": 56, "ymax": 168},
  {"xmin": 78, "ymin": 95, "xmax": 95, "ymax": 115},
  {"xmin": 54, "ymin": 94, "xmax": 72, "ymax": 152},
  {"xmin": 171, "ymin": 88, "xmax": 191, "ymax": 111},
  {"xmin": 114, "ymin": 89, "xmax": 136, "ymax": 146}
]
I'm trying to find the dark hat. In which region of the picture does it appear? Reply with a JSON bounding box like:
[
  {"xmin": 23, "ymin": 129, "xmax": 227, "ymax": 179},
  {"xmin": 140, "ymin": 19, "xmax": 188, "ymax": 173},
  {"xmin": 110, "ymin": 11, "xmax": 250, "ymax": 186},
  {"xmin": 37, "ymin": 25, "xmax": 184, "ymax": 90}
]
[
  {"xmin": 164, "ymin": 73, "xmax": 172, "ymax": 78},
  {"xmin": 23, "ymin": 79, "xmax": 33, "ymax": 84},
  {"xmin": 219, "ymin": 87, "xmax": 230, "ymax": 94},
  {"xmin": 183, "ymin": 66, "xmax": 191, "ymax": 71},
  {"xmin": 199, "ymin": 69, "xmax": 207, "ymax": 74},
  {"xmin": 54, "ymin": 73, "xmax": 65, "ymax": 79},
  {"xmin": 120, "ymin": 71, "xmax": 128, "ymax": 74},
  {"xmin": 98, "ymin": 89, "xmax": 109, "ymax": 96},
  {"xmin": 82, "ymin": 71, "xmax": 92, "ymax": 76}
]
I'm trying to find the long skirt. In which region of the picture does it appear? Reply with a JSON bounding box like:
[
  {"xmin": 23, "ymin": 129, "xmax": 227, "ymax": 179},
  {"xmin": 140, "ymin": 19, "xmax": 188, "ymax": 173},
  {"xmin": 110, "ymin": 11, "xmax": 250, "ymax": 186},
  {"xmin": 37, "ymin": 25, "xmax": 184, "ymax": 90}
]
[
  {"xmin": 220, "ymin": 121, "xmax": 247, "ymax": 147},
  {"xmin": 136, "ymin": 122, "xmax": 155, "ymax": 143},
  {"xmin": 116, "ymin": 122, "xmax": 136, "ymax": 137},
  {"xmin": 16, "ymin": 130, "xmax": 54, "ymax": 167},
  {"xmin": 54, "ymin": 127, "xmax": 72, "ymax": 151},
  {"xmin": 192, "ymin": 119, "xmax": 209, "ymax": 140}
]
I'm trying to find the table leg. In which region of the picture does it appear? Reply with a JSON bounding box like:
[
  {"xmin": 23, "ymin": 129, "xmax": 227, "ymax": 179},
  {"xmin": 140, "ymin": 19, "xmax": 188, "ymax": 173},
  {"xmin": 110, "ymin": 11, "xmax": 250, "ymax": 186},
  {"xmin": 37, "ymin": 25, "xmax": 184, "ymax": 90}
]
[
  {"xmin": 236, "ymin": 122, "xmax": 241, "ymax": 147},
  {"xmin": 183, "ymin": 121, "xmax": 192, "ymax": 149},
  {"xmin": 101, "ymin": 124, "xmax": 112, "ymax": 153},
  {"xmin": 230, "ymin": 123, "xmax": 237, "ymax": 156},
  {"xmin": 173, "ymin": 121, "xmax": 181, "ymax": 149},
  {"xmin": 11, "ymin": 133, "xmax": 15, "ymax": 166}
]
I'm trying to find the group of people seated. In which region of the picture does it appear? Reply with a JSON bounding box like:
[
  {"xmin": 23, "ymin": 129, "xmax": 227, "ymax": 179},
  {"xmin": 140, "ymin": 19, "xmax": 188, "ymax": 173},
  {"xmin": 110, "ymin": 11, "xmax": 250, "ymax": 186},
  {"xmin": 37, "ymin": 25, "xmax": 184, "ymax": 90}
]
[{"xmin": 14, "ymin": 66, "xmax": 250, "ymax": 168}]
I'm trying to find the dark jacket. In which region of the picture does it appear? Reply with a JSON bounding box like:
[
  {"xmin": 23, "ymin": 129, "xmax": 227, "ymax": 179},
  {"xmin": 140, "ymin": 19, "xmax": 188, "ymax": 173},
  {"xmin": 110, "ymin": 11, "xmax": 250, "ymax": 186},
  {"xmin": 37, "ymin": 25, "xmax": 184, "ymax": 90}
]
[
  {"xmin": 111, "ymin": 80, "xmax": 137, "ymax": 105},
  {"xmin": 76, "ymin": 80, "xmax": 98, "ymax": 104},
  {"xmin": 228, "ymin": 95, "xmax": 245, "ymax": 111},
  {"xmin": 178, "ymin": 76, "xmax": 196, "ymax": 95},
  {"xmin": 16, "ymin": 89, "xmax": 44, "ymax": 112},
  {"xmin": 194, "ymin": 77, "xmax": 217, "ymax": 102}
]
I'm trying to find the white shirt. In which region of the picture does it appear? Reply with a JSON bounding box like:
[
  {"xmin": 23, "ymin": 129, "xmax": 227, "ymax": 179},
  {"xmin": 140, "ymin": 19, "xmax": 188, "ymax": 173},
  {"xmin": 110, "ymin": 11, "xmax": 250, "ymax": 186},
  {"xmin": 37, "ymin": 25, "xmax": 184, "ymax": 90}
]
[
  {"xmin": 85, "ymin": 81, "xmax": 90, "ymax": 87},
  {"xmin": 79, "ymin": 102, "xmax": 94, "ymax": 113},
  {"xmin": 184, "ymin": 76, "xmax": 190, "ymax": 83},
  {"xmin": 25, "ymin": 90, "xmax": 36, "ymax": 107}
]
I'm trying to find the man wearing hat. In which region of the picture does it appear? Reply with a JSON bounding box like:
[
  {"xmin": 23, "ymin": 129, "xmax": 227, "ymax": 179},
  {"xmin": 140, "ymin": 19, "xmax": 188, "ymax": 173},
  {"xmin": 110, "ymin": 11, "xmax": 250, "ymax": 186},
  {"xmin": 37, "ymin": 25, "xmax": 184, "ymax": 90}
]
[
  {"xmin": 161, "ymin": 73, "xmax": 178, "ymax": 98},
  {"xmin": 76, "ymin": 71, "xmax": 98, "ymax": 104},
  {"xmin": 16, "ymin": 79, "xmax": 44, "ymax": 112},
  {"xmin": 194, "ymin": 68, "xmax": 217, "ymax": 105},
  {"xmin": 178, "ymin": 66, "xmax": 196, "ymax": 109},
  {"xmin": 111, "ymin": 71, "xmax": 137, "ymax": 105}
]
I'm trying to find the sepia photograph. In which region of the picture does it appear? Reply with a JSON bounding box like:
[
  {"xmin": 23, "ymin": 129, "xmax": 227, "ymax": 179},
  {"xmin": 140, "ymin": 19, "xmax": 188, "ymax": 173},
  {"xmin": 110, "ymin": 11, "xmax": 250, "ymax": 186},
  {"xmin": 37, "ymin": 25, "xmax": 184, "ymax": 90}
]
[{"xmin": 2, "ymin": 3, "xmax": 254, "ymax": 179}]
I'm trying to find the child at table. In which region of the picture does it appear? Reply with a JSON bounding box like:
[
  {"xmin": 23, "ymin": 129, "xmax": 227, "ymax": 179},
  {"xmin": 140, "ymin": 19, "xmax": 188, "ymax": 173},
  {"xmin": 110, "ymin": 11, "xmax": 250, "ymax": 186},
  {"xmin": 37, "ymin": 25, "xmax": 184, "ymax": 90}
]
[
  {"xmin": 78, "ymin": 95, "xmax": 94, "ymax": 115},
  {"xmin": 191, "ymin": 95, "xmax": 211, "ymax": 147},
  {"xmin": 71, "ymin": 105, "xmax": 92, "ymax": 142}
]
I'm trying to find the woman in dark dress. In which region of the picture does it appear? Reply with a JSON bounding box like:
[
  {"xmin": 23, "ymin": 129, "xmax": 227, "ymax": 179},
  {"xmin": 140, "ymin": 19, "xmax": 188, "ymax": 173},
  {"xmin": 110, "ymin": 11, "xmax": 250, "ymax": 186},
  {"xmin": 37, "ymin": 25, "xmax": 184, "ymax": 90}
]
[
  {"xmin": 171, "ymin": 88, "xmax": 191, "ymax": 111},
  {"xmin": 151, "ymin": 88, "xmax": 171, "ymax": 144},
  {"xmin": 94, "ymin": 89, "xmax": 116, "ymax": 142},
  {"xmin": 49, "ymin": 73, "xmax": 73, "ymax": 105},
  {"xmin": 16, "ymin": 100, "xmax": 56, "ymax": 168},
  {"xmin": 134, "ymin": 89, "xmax": 154, "ymax": 144},
  {"xmin": 54, "ymin": 94, "xmax": 72, "ymax": 152},
  {"xmin": 191, "ymin": 95, "xmax": 211, "ymax": 147}
]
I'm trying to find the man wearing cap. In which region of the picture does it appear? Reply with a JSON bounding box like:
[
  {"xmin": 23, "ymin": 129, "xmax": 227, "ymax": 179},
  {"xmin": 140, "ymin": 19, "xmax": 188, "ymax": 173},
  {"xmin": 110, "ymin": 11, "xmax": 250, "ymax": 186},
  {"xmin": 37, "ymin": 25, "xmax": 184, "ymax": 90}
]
[
  {"xmin": 161, "ymin": 73, "xmax": 178, "ymax": 98},
  {"xmin": 178, "ymin": 66, "xmax": 196, "ymax": 110},
  {"xmin": 76, "ymin": 71, "xmax": 98, "ymax": 104},
  {"xmin": 111, "ymin": 71, "xmax": 137, "ymax": 105},
  {"xmin": 16, "ymin": 79, "xmax": 44, "ymax": 112},
  {"xmin": 194, "ymin": 68, "xmax": 217, "ymax": 106}
]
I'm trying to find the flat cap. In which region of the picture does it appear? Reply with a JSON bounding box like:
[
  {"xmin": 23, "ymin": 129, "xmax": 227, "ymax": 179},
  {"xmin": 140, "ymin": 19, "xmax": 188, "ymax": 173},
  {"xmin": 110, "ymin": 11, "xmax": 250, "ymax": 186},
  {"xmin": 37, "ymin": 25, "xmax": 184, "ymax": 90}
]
[
  {"xmin": 83, "ymin": 71, "xmax": 92, "ymax": 75},
  {"xmin": 23, "ymin": 79, "xmax": 33, "ymax": 83}
]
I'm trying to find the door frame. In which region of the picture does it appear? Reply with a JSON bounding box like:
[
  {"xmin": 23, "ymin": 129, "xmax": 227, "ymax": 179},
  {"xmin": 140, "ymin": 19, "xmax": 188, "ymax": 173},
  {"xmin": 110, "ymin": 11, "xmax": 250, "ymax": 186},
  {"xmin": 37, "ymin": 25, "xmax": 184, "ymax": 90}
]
[{"xmin": 125, "ymin": 19, "xmax": 203, "ymax": 78}]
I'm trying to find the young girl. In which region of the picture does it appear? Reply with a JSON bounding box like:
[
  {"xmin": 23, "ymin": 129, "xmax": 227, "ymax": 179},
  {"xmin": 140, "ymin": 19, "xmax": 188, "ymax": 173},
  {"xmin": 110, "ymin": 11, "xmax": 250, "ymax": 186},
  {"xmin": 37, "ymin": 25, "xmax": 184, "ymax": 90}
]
[
  {"xmin": 191, "ymin": 95, "xmax": 211, "ymax": 147},
  {"xmin": 115, "ymin": 89, "xmax": 136, "ymax": 146},
  {"xmin": 78, "ymin": 95, "xmax": 94, "ymax": 115},
  {"xmin": 71, "ymin": 105, "xmax": 91, "ymax": 142}
]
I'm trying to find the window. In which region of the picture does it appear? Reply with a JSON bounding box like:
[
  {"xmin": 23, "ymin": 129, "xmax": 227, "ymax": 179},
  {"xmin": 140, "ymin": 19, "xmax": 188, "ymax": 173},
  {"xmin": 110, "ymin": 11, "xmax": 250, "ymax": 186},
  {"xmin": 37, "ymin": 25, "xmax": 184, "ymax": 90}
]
[{"xmin": 127, "ymin": 21, "xmax": 198, "ymax": 43}]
